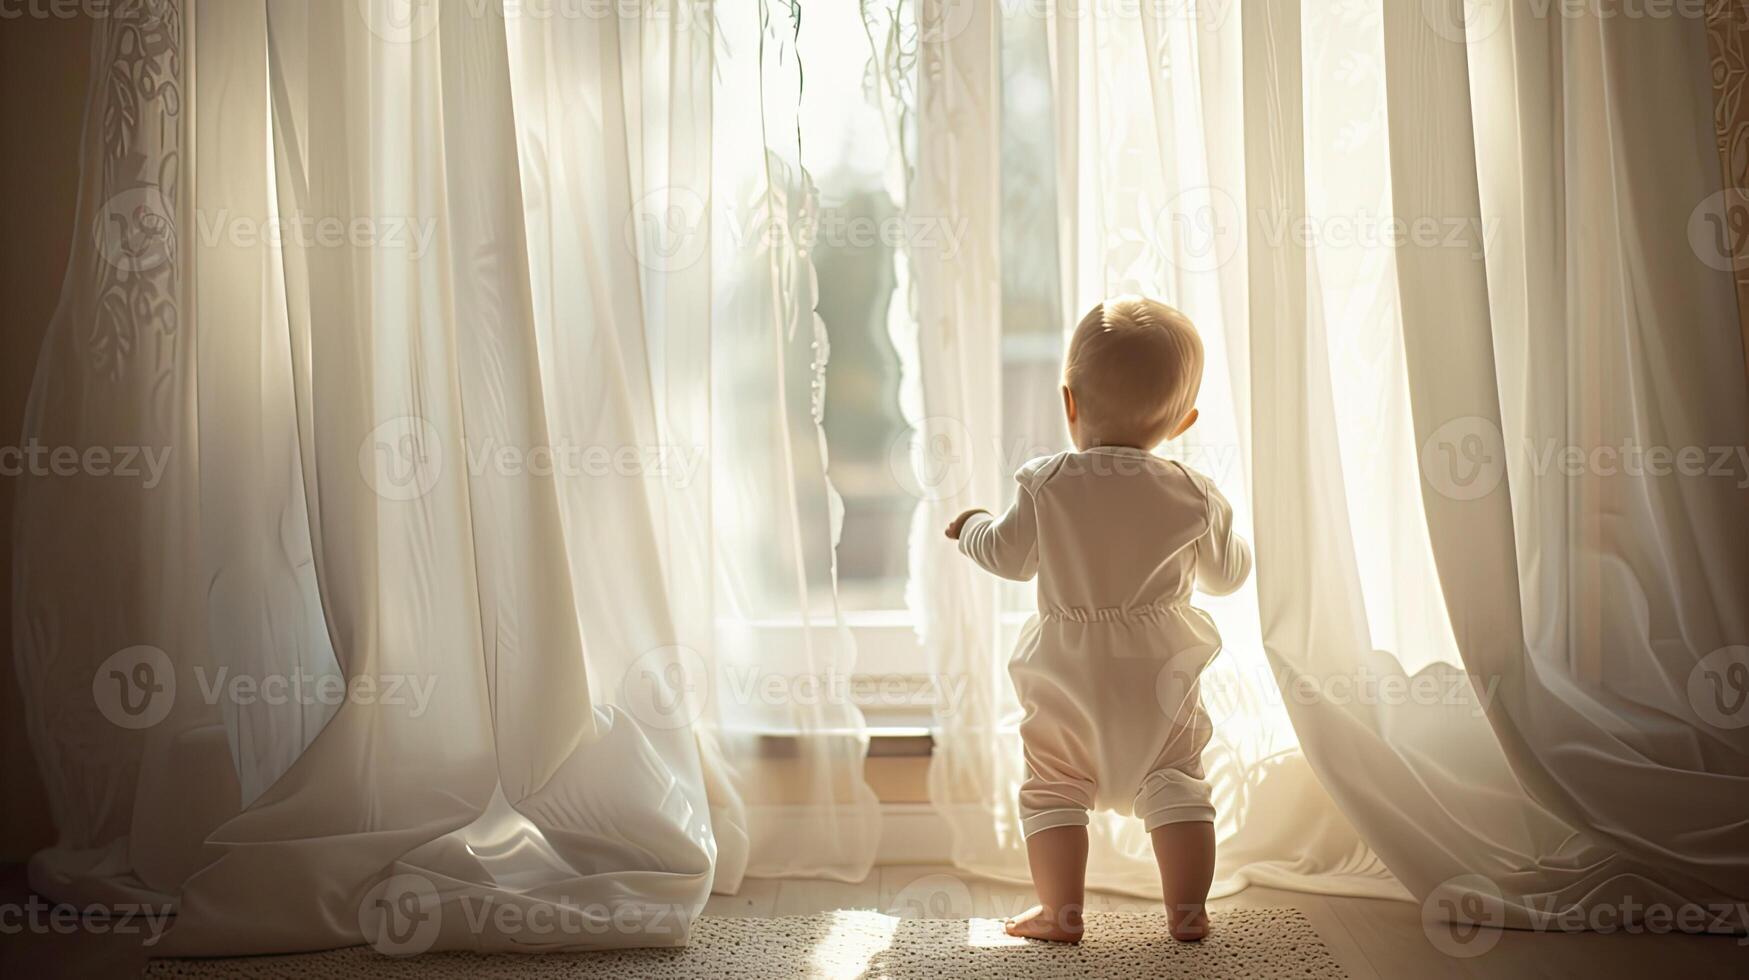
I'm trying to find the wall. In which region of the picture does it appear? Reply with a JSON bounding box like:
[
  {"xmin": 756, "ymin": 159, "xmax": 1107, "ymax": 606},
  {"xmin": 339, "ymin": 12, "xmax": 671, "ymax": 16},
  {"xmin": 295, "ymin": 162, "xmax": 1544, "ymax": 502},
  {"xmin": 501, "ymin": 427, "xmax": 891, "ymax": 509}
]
[{"xmin": 1, "ymin": 9, "xmax": 94, "ymax": 863}]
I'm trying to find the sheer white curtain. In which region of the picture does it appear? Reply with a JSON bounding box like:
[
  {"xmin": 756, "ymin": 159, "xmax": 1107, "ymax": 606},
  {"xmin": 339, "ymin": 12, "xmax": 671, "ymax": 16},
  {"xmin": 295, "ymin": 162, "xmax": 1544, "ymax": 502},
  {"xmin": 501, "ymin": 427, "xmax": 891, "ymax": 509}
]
[
  {"xmin": 900, "ymin": 0, "xmax": 1749, "ymax": 927},
  {"xmin": 16, "ymin": 0, "xmax": 1746, "ymax": 959},
  {"xmin": 1246, "ymin": 0, "xmax": 1749, "ymax": 926},
  {"xmin": 1449, "ymin": 0, "xmax": 1749, "ymax": 915},
  {"xmin": 14, "ymin": 0, "xmax": 876, "ymax": 955},
  {"xmin": 878, "ymin": 0, "xmax": 1400, "ymax": 899}
]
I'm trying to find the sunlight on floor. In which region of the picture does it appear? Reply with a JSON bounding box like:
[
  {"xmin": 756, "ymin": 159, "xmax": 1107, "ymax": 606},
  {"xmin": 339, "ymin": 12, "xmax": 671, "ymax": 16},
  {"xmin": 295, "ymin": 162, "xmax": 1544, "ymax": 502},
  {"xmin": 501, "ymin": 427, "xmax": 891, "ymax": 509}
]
[
  {"xmin": 808, "ymin": 909, "xmax": 898, "ymax": 977},
  {"xmin": 962, "ymin": 917, "xmax": 1030, "ymax": 949}
]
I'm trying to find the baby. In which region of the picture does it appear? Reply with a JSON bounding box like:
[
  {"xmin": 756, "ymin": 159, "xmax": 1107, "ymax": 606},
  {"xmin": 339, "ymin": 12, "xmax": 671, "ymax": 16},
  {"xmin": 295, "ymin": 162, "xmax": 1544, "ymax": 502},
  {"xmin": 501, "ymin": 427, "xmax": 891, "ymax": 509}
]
[{"xmin": 945, "ymin": 298, "xmax": 1252, "ymax": 944}]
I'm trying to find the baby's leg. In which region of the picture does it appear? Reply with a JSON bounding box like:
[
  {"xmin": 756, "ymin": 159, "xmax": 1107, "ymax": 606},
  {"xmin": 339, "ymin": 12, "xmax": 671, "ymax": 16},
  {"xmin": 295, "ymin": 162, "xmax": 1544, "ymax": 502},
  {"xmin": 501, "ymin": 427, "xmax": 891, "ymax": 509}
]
[
  {"xmin": 1010, "ymin": 715, "xmax": 1097, "ymax": 943},
  {"xmin": 1005, "ymin": 825, "xmax": 1088, "ymax": 943},
  {"xmin": 1135, "ymin": 767, "xmax": 1217, "ymax": 941},
  {"xmin": 1150, "ymin": 820, "xmax": 1214, "ymax": 941}
]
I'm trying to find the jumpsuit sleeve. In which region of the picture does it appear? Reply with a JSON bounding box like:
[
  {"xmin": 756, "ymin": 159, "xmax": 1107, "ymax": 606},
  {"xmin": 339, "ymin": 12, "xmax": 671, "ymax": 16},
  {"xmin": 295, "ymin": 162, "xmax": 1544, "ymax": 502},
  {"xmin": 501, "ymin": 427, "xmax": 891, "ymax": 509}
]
[
  {"xmin": 957, "ymin": 487, "xmax": 1040, "ymax": 582},
  {"xmin": 1194, "ymin": 478, "xmax": 1252, "ymax": 596}
]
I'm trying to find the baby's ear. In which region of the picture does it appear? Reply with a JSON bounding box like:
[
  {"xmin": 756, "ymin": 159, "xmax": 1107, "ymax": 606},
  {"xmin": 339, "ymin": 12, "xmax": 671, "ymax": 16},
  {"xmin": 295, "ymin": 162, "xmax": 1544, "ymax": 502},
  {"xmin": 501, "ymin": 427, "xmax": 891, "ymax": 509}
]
[{"xmin": 1171, "ymin": 408, "xmax": 1199, "ymax": 439}]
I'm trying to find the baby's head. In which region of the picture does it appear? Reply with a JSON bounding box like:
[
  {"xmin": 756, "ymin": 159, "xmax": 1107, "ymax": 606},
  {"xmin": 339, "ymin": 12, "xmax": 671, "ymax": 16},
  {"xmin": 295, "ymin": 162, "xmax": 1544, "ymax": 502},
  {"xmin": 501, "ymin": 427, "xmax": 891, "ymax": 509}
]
[{"xmin": 1061, "ymin": 297, "xmax": 1204, "ymax": 450}]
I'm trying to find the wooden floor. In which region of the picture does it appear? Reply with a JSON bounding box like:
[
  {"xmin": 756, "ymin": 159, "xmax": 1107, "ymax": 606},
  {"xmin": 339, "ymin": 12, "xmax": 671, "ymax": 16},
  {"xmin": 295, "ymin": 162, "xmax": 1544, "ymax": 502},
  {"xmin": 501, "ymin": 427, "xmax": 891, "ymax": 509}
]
[{"xmin": 3, "ymin": 863, "xmax": 1743, "ymax": 977}]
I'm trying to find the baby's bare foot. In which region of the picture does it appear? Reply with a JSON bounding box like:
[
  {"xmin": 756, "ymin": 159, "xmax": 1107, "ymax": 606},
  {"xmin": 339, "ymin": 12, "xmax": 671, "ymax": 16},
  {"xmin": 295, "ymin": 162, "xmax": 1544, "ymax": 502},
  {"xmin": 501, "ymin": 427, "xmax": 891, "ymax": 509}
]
[
  {"xmin": 1004, "ymin": 904, "xmax": 1084, "ymax": 943},
  {"xmin": 1168, "ymin": 905, "xmax": 1209, "ymax": 942}
]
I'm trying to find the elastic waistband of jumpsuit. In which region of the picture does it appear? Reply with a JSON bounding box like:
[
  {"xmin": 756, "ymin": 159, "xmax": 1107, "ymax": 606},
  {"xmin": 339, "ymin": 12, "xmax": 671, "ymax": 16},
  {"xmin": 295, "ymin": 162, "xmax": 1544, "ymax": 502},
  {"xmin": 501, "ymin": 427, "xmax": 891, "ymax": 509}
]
[{"xmin": 1039, "ymin": 601, "xmax": 1193, "ymax": 623}]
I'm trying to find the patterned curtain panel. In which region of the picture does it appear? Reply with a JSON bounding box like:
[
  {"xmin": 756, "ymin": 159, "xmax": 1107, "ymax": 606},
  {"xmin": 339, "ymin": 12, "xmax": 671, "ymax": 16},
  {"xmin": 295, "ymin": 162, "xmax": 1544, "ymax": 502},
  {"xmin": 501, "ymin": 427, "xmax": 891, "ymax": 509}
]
[{"xmin": 1706, "ymin": 0, "xmax": 1749, "ymax": 382}]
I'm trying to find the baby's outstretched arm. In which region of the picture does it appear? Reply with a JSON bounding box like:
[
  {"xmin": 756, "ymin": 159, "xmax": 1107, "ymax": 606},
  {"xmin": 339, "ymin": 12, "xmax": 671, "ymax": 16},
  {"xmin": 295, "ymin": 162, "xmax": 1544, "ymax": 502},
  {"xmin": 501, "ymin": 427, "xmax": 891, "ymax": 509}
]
[
  {"xmin": 945, "ymin": 494, "xmax": 1039, "ymax": 582},
  {"xmin": 1194, "ymin": 480, "xmax": 1252, "ymax": 595},
  {"xmin": 943, "ymin": 508, "xmax": 989, "ymax": 540}
]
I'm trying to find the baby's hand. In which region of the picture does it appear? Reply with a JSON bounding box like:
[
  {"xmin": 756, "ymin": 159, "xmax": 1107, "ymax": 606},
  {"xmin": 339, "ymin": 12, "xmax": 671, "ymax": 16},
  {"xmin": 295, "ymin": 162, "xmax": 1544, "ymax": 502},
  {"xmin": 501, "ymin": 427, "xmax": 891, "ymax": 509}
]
[{"xmin": 944, "ymin": 508, "xmax": 990, "ymax": 540}]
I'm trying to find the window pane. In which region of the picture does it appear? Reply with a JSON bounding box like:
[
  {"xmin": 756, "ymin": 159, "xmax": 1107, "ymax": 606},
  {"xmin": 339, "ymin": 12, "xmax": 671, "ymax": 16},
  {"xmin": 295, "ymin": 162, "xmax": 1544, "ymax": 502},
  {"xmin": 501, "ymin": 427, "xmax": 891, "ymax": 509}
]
[
  {"xmin": 800, "ymin": 4, "xmax": 911, "ymax": 612},
  {"xmin": 794, "ymin": 6, "xmax": 1068, "ymax": 616}
]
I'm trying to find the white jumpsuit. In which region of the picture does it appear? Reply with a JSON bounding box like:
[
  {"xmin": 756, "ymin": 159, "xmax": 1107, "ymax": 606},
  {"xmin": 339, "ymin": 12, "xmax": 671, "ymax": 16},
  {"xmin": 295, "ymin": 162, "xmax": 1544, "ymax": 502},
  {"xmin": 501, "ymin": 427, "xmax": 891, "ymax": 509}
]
[{"xmin": 958, "ymin": 446, "xmax": 1252, "ymax": 838}]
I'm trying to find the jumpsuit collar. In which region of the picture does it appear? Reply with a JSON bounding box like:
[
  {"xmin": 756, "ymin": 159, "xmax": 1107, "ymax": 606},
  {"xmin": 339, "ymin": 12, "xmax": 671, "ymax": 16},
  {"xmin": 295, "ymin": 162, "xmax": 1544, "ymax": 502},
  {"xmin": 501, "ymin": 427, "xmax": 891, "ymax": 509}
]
[{"xmin": 1084, "ymin": 445, "xmax": 1156, "ymax": 458}]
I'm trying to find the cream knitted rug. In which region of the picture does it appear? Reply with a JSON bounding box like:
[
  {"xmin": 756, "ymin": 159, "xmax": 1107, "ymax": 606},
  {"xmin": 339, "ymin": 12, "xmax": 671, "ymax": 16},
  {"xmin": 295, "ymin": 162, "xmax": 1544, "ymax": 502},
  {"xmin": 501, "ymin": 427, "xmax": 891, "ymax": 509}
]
[{"xmin": 146, "ymin": 907, "xmax": 1345, "ymax": 979}]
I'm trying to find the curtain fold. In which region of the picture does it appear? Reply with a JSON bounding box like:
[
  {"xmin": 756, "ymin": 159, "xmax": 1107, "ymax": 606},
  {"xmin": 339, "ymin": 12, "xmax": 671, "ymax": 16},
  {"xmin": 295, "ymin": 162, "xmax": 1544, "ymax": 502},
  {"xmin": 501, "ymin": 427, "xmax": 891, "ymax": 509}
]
[
  {"xmin": 1460, "ymin": 0, "xmax": 1749, "ymax": 907},
  {"xmin": 873, "ymin": 0, "xmax": 1017, "ymax": 884},
  {"xmin": 14, "ymin": 0, "xmax": 878, "ymax": 955},
  {"xmin": 887, "ymin": 0, "xmax": 1403, "ymax": 899},
  {"xmin": 14, "ymin": 0, "xmax": 1747, "ymax": 959},
  {"xmin": 13, "ymin": 0, "xmax": 212, "ymax": 912},
  {"xmin": 693, "ymin": 0, "xmax": 882, "ymax": 881},
  {"xmin": 899, "ymin": 0, "xmax": 1749, "ymax": 929},
  {"xmin": 134, "ymin": 0, "xmax": 720, "ymax": 954}
]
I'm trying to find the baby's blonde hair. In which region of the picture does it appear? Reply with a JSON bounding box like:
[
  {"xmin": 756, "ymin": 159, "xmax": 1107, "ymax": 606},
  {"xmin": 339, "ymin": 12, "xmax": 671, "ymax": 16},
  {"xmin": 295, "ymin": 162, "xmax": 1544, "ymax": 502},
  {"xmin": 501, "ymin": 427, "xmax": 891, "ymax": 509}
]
[{"xmin": 1064, "ymin": 298, "xmax": 1204, "ymax": 447}]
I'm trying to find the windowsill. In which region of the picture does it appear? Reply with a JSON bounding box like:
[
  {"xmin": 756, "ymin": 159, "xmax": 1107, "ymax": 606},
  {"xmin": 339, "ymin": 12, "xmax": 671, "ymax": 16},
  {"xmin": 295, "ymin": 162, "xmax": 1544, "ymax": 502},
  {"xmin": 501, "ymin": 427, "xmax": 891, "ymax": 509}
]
[
  {"xmin": 709, "ymin": 608, "xmax": 1036, "ymax": 759},
  {"xmin": 727, "ymin": 609, "xmax": 1037, "ymax": 630},
  {"xmin": 714, "ymin": 721, "xmax": 934, "ymax": 756}
]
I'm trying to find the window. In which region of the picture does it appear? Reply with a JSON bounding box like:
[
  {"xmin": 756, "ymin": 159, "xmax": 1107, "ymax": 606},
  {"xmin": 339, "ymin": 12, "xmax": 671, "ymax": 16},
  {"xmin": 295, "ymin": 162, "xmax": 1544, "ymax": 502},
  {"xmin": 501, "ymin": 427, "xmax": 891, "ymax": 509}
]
[{"xmin": 802, "ymin": 5, "xmax": 1067, "ymax": 630}]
